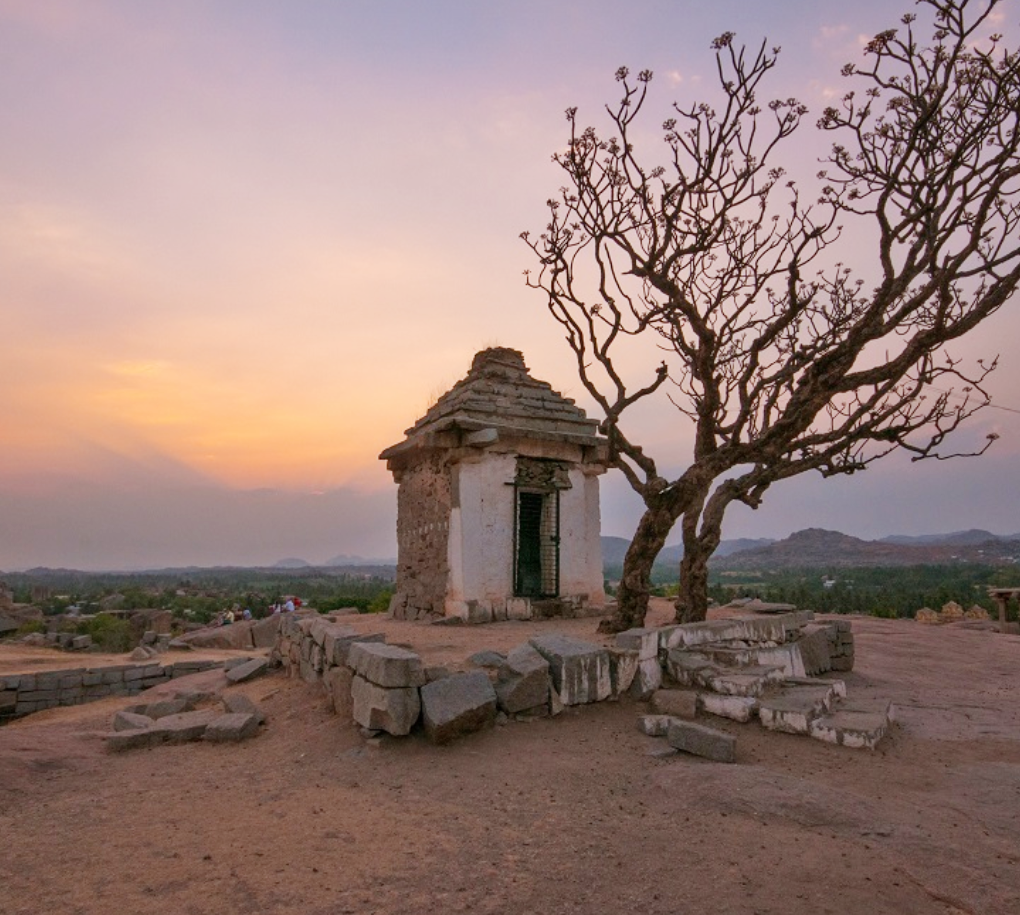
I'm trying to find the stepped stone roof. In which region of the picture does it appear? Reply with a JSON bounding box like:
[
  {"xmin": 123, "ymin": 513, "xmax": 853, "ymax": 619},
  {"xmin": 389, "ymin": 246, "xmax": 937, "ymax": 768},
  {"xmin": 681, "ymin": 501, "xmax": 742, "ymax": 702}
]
[{"xmin": 380, "ymin": 347, "xmax": 604, "ymax": 464}]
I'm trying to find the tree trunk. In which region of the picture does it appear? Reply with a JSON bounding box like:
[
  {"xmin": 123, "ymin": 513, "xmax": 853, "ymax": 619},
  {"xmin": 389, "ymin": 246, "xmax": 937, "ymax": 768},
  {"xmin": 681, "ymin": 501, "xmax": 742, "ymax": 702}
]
[
  {"xmin": 674, "ymin": 486, "xmax": 728, "ymax": 623},
  {"xmin": 598, "ymin": 501, "xmax": 677, "ymax": 633},
  {"xmin": 675, "ymin": 546, "xmax": 712, "ymax": 622}
]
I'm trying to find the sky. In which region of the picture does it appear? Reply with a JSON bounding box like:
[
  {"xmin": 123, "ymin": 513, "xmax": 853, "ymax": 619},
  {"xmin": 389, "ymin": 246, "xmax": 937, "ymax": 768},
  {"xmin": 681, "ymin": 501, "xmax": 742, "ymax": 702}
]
[{"xmin": 2, "ymin": 0, "xmax": 1019, "ymax": 570}]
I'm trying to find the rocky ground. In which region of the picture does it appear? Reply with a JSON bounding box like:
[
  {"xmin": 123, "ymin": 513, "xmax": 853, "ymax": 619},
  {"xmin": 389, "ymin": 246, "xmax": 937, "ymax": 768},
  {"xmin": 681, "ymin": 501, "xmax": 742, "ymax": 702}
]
[{"xmin": 1, "ymin": 603, "xmax": 1018, "ymax": 915}]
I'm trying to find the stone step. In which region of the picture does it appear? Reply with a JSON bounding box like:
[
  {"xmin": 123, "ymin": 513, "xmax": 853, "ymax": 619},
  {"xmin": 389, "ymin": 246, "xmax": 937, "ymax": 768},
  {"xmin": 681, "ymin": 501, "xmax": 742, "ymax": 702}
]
[
  {"xmin": 809, "ymin": 698, "xmax": 895, "ymax": 750},
  {"xmin": 698, "ymin": 693, "xmax": 758, "ymax": 723},
  {"xmin": 704, "ymin": 665, "xmax": 785, "ymax": 698},
  {"xmin": 758, "ymin": 685, "xmax": 836, "ymax": 734}
]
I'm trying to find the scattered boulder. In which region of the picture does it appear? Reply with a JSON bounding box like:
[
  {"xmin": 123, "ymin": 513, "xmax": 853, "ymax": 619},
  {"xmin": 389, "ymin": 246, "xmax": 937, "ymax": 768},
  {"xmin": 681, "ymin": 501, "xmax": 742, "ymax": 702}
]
[
  {"xmin": 225, "ymin": 657, "xmax": 269, "ymax": 684},
  {"xmin": 638, "ymin": 714, "xmax": 675, "ymax": 737},
  {"xmin": 667, "ymin": 719, "xmax": 737, "ymax": 763},
  {"xmin": 494, "ymin": 644, "xmax": 549, "ymax": 715},
  {"xmin": 420, "ymin": 671, "xmax": 498, "ymax": 745},
  {"xmin": 468, "ymin": 650, "xmax": 506, "ymax": 669},
  {"xmin": 113, "ymin": 710, "xmax": 154, "ymax": 732},
  {"xmin": 221, "ymin": 693, "xmax": 266, "ymax": 725},
  {"xmin": 651, "ymin": 689, "xmax": 697, "ymax": 719},
  {"xmin": 205, "ymin": 712, "xmax": 260, "ymax": 742}
]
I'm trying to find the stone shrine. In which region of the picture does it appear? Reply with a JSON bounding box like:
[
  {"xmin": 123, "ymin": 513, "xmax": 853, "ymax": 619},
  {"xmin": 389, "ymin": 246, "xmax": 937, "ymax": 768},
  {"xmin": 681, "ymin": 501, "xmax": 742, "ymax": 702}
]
[{"xmin": 380, "ymin": 348, "xmax": 607, "ymax": 622}]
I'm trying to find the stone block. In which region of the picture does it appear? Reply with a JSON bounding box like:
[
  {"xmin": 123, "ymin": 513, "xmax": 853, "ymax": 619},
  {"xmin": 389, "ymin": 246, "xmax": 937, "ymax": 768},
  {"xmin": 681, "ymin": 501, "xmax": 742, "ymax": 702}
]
[
  {"xmin": 506, "ymin": 598, "xmax": 532, "ymax": 621},
  {"xmin": 469, "ymin": 650, "xmax": 507, "ymax": 669},
  {"xmin": 222, "ymin": 692, "xmax": 266, "ymax": 724},
  {"xmin": 0, "ymin": 691, "xmax": 16, "ymax": 710},
  {"xmin": 698, "ymin": 693, "xmax": 758, "ymax": 722},
  {"xmin": 105, "ymin": 728, "xmax": 159, "ymax": 751},
  {"xmin": 350, "ymin": 675, "xmax": 420, "ymax": 736},
  {"xmin": 705, "ymin": 666, "xmax": 784, "ymax": 698},
  {"xmin": 225, "ymin": 657, "xmax": 269, "ymax": 684},
  {"xmin": 323, "ymin": 665, "xmax": 355, "ymax": 718},
  {"xmin": 421, "ymin": 671, "xmax": 498, "ymax": 744},
  {"xmin": 71, "ymin": 635, "xmax": 92, "ymax": 651},
  {"xmin": 638, "ymin": 714, "xmax": 675, "ymax": 737},
  {"xmin": 809, "ymin": 699, "xmax": 893, "ymax": 749},
  {"xmin": 796, "ymin": 628, "xmax": 834, "ymax": 675},
  {"xmin": 35, "ymin": 672, "xmax": 64, "ymax": 690},
  {"xmin": 348, "ymin": 642, "xmax": 425, "ymax": 688},
  {"xmin": 629, "ymin": 657, "xmax": 662, "ymax": 699},
  {"xmin": 662, "ymin": 618, "xmax": 787, "ymax": 652},
  {"xmin": 495, "ymin": 644, "xmax": 550, "ymax": 714},
  {"xmin": 82, "ymin": 672, "xmax": 103, "ymax": 686},
  {"xmin": 747, "ymin": 643, "xmax": 807, "ymax": 678},
  {"xmin": 154, "ymin": 709, "xmax": 220, "ymax": 743},
  {"xmin": 128, "ymin": 696, "xmax": 193, "ymax": 720},
  {"xmin": 608, "ymin": 648, "xmax": 639, "ymax": 697},
  {"xmin": 758, "ymin": 686, "xmax": 834, "ymax": 735},
  {"xmin": 329, "ymin": 632, "xmax": 386, "ymax": 667},
  {"xmin": 529, "ymin": 634, "xmax": 611, "ymax": 706},
  {"xmin": 667, "ymin": 720, "xmax": 737, "ymax": 763},
  {"xmin": 664, "ymin": 650, "xmax": 716, "ymax": 688},
  {"xmin": 204, "ymin": 712, "xmax": 260, "ymax": 742},
  {"xmin": 113, "ymin": 710, "xmax": 154, "ymax": 731},
  {"xmin": 466, "ymin": 600, "xmax": 493, "ymax": 625},
  {"xmin": 319, "ymin": 622, "xmax": 359, "ymax": 662},
  {"xmin": 651, "ymin": 689, "xmax": 697, "ymax": 718},
  {"xmin": 615, "ymin": 628, "xmax": 659, "ymax": 662}
]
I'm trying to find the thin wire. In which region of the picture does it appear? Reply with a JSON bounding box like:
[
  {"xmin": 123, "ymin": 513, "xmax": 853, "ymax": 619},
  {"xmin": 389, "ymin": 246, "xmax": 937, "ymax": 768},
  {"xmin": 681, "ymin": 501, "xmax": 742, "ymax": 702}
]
[{"xmin": 929, "ymin": 386, "xmax": 1020, "ymax": 416}]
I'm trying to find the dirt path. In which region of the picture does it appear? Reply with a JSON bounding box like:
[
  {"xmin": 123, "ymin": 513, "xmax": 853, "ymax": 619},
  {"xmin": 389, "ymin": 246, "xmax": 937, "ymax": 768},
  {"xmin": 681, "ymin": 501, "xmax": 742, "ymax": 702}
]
[{"xmin": 1, "ymin": 609, "xmax": 1018, "ymax": 915}]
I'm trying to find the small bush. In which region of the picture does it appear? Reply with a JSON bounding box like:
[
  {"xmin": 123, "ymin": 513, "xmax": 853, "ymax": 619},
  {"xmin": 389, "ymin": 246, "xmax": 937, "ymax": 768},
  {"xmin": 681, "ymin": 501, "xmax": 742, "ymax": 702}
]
[
  {"xmin": 366, "ymin": 589, "xmax": 394, "ymax": 614},
  {"xmin": 16, "ymin": 620, "xmax": 45, "ymax": 636},
  {"xmin": 78, "ymin": 614, "xmax": 133, "ymax": 652}
]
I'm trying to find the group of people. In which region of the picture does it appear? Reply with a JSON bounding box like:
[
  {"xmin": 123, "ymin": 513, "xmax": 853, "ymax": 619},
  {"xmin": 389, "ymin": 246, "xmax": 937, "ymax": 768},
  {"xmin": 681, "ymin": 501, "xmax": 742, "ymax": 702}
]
[
  {"xmin": 215, "ymin": 606, "xmax": 253, "ymax": 626},
  {"xmin": 215, "ymin": 597, "xmax": 302, "ymax": 626}
]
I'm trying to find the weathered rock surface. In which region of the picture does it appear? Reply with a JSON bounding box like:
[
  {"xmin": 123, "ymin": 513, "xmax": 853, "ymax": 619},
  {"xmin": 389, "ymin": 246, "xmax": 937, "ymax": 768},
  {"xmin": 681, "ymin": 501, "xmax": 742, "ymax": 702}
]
[
  {"xmin": 607, "ymin": 648, "xmax": 638, "ymax": 697},
  {"xmin": 494, "ymin": 644, "xmax": 549, "ymax": 714},
  {"xmin": 348, "ymin": 643, "xmax": 426, "ymax": 689},
  {"xmin": 667, "ymin": 720, "xmax": 737, "ymax": 763},
  {"xmin": 529, "ymin": 634, "xmax": 611, "ymax": 706},
  {"xmin": 350, "ymin": 675, "xmax": 420, "ymax": 735},
  {"xmin": 651, "ymin": 689, "xmax": 697, "ymax": 719},
  {"xmin": 113, "ymin": 710, "xmax": 153, "ymax": 732},
  {"xmin": 221, "ymin": 693, "xmax": 266, "ymax": 724},
  {"xmin": 225, "ymin": 657, "xmax": 269, "ymax": 684},
  {"xmin": 176, "ymin": 622, "xmax": 256, "ymax": 651},
  {"xmin": 420, "ymin": 671, "xmax": 498, "ymax": 744},
  {"xmin": 205, "ymin": 712, "xmax": 260, "ymax": 742}
]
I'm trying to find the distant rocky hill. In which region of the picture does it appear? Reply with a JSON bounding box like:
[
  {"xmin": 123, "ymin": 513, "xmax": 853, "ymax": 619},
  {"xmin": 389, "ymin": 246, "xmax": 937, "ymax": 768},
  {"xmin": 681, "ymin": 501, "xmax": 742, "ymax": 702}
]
[
  {"xmin": 601, "ymin": 535, "xmax": 773, "ymax": 568},
  {"xmin": 714, "ymin": 528, "xmax": 1020, "ymax": 569}
]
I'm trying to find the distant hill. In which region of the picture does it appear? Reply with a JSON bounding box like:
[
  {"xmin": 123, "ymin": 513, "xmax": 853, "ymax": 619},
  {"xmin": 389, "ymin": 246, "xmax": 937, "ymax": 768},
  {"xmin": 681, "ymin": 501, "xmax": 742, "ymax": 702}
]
[
  {"xmin": 601, "ymin": 535, "xmax": 773, "ymax": 568},
  {"xmin": 323, "ymin": 554, "xmax": 397, "ymax": 567},
  {"xmin": 715, "ymin": 528, "xmax": 1020, "ymax": 569},
  {"xmin": 272, "ymin": 558, "xmax": 312, "ymax": 569},
  {"xmin": 879, "ymin": 529, "xmax": 1020, "ymax": 547}
]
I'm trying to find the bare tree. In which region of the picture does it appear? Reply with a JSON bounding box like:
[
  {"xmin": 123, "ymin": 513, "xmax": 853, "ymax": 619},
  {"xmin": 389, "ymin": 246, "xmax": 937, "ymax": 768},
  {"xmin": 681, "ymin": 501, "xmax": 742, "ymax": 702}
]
[{"xmin": 522, "ymin": 0, "xmax": 1020, "ymax": 631}]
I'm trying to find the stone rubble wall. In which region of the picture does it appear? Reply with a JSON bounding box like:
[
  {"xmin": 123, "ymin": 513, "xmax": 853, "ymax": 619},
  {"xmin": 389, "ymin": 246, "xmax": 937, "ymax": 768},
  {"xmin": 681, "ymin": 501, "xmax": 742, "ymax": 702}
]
[
  {"xmin": 0, "ymin": 659, "xmax": 231, "ymax": 722},
  {"xmin": 390, "ymin": 455, "xmax": 452, "ymax": 620},
  {"xmin": 273, "ymin": 612, "xmax": 639, "ymax": 743}
]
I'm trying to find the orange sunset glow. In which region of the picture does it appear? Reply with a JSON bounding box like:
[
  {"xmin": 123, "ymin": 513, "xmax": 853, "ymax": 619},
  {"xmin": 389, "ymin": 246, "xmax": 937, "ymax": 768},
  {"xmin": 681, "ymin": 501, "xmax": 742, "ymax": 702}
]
[{"xmin": 2, "ymin": 0, "xmax": 1019, "ymax": 570}]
